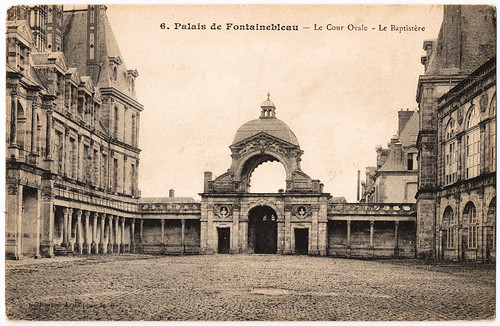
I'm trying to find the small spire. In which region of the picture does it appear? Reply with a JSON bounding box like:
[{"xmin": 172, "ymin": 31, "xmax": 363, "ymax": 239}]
[{"xmin": 267, "ymin": 91, "xmax": 270, "ymax": 101}]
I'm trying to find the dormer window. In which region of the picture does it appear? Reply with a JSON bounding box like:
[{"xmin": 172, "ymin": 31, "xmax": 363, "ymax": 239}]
[
  {"xmin": 109, "ymin": 56, "xmax": 123, "ymax": 83},
  {"xmin": 126, "ymin": 69, "xmax": 139, "ymax": 93}
]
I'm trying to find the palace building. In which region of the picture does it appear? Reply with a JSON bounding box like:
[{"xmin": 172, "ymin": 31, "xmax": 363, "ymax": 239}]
[
  {"xmin": 415, "ymin": 5, "xmax": 496, "ymax": 261},
  {"xmin": 6, "ymin": 5, "xmax": 142, "ymax": 259},
  {"xmin": 4, "ymin": 5, "xmax": 495, "ymax": 262}
]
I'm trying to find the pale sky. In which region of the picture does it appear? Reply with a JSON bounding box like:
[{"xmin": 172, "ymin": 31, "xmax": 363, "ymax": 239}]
[{"xmin": 105, "ymin": 5, "xmax": 443, "ymax": 201}]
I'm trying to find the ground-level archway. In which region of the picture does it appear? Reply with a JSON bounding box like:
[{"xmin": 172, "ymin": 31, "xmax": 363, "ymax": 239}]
[{"xmin": 248, "ymin": 205, "xmax": 278, "ymax": 254}]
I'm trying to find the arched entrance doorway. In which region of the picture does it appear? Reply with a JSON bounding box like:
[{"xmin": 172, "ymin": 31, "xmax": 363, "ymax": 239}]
[{"xmin": 248, "ymin": 205, "xmax": 278, "ymax": 254}]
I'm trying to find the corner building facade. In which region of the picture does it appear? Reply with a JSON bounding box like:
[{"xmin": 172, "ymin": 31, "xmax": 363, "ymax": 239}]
[
  {"xmin": 6, "ymin": 5, "xmax": 142, "ymax": 259},
  {"xmin": 416, "ymin": 5, "xmax": 496, "ymax": 261}
]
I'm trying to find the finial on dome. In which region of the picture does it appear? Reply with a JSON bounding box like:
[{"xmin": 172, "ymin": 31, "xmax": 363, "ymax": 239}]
[{"xmin": 260, "ymin": 93, "xmax": 276, "ymax": 119}]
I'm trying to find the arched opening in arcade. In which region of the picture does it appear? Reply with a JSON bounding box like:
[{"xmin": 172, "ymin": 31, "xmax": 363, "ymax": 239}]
[
  {"xmin": 248, "ymin": 161, "xmax": 286, "ymax": 193},
  {"xmin": 248, "ymin": 205, "xmax": 278, "ymax": 254}
]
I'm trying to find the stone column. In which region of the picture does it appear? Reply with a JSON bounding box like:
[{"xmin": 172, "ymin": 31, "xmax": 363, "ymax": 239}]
[
  {"xmin": 369, "ymin": 221, "xmax": 374, "ymax": 248},
  {"xmin": 139, "ymin": 219, "xmax": 144, "ymax": 253},
  {"xmin": 394, "ymin": 221, "xmax": 399, "ymax": 256},
  {"xmin": 67, "ymin": 208, "xmax": 73, "ymax": 250},
  {"xmin": 346, "ymin": 220, "xmax": 351, "ymax": 247},
  {"xmin": 74, "ymin": 209, "xmax": 82, "ymax": 254},
  {"xmin": 40, "ymin": 181, "xmax": 55, "ymax": 258},
  {"xmin": 99, "ymin": 214, "xmax": 105, "ymax": 253},
  {"xmin": 120, "ymin": 217, "xmax": 125, "ymax": 253},
  {"xmin": 130, "ymin": 219, "xmax": 136, "ymax": 253},
  {"xmin": 62, "ymin": 207, "xmax": 69, "ymax": 248},
  {"xmin": 34, "ymin": 188, "xmax": 41, "ymax": 259},
  {"xmin": 181, "ymin": 219, "xmax": 186, "ymax": 255},
  {"xmin": 114, "ymin": 216, "xmax": 119, "ymax": 253},
  {"xmin": 107, "ymin": 215, "xmax": 113, "ymax": 253},
  {"xmin": 83, "ymin": 211, "xmax": 90, "ymax": 254},
  {"xmin": 91, "ymin": 212, "xmax": 98, "ymax": 254},
  {"xmin": 161, "ymin": 219, "xmax": 165, "ymax": 245}
]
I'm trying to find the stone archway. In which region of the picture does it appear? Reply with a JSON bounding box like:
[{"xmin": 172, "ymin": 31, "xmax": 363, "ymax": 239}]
[{"xmin": 248, "ymin": 205, "xmax": 278, "ymax": 254}]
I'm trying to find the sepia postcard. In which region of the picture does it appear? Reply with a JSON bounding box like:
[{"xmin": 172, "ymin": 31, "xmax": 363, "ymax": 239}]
[{"xmin": 3, "ymin": 3, "xmax": 496, "ymax": 322}]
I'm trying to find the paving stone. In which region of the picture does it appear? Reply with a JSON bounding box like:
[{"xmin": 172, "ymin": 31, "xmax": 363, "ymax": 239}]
[{"xmin": 5, "ymin": 254, "xmax": 495, "ymax": 321}]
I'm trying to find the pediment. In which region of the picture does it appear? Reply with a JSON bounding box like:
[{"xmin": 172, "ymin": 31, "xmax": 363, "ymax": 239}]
[
  {"xmin": 80, "ymin": 76, "xmax": 95, "ymax": 93},
  {"xmin": 66, "ymin": 68, "xmax": 81, "ymax": 85},
  {"xmin": 53, "ymin": 52, "xmax": 68, "ymax": 72},
  {"xmin": 18, "ymin": 22, "xmax": 34, "ymax": 46},
  {"xmin": 231, "ymin": 131, "xmax": 299, "ymax": 151}
]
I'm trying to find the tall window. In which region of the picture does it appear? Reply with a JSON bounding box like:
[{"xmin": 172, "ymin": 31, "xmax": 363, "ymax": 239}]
[
  {"xmin": 114, "ymin": 105, "xmax": 119, "ymax": 138},
  {"xmin": 113, "ymin": 158, "xmax": 118, "ymax": 192},
  {"xmin": 131, "ymin": 114, "xmax": 136, "ymax": 147},
  {"xmin": 444, "ymin": 206, "xmax": 455, "ymax": 249},
  {"xmin": 407, "ymin": 153, "xmax": 414, "ymax": 170},
  {"xmin": 101, "ymin": 153, "xmax": 107, "ymax": 190},
  {"xmin": 444, "ymin": 118, "xmax": 457, "ymax": 184},
  {"xmin": 83, "ymin": 145, "xmax": 90, "ymax": 183},
  {"xmin": 464, "ymin": 202, "xmax": 478, "ymax": 249},
  {"xmin": 93, "ymin": 149, "xmax": 99, "ymax": 187},
  {"xmin": 70, "ymin": 138, "xmax": 76, "ymax": 179},
  {"xmin": 131, "ymin": 163, "xmax": 136, "ymax": 195},
  {"xmin": 55, "ymin": 131, "xmax": 63, "ymax": 174},
  {"xmin": 465, "ymin": 106, "xmax": 480, "ymax": 179}
]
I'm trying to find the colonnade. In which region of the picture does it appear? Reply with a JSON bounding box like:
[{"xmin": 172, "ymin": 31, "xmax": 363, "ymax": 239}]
[{"xmin": 55, "ymin": 206, "xmax": 144, "ymax": 255}]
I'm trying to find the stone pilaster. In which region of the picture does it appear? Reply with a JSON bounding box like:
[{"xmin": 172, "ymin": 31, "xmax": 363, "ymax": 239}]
[
  {"xmin": 284, "ymin": 205, "xmax": 293, "ymax": 254},
  {"xmin": 6, "ymin": 183, "xmax": 22, "ymax": 260}
]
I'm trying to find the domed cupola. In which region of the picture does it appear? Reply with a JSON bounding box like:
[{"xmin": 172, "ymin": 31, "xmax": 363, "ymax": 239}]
[
  {"xmin": 232, "ymin": 93, "xmax": 299, "ymax": 146},
  {"xmin": 204, "ymin": 94, "xmax": 323, "ymax": 194}
]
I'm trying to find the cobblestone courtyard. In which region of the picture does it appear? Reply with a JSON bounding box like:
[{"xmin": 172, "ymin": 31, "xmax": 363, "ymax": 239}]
[{"xmin": 5, "ymin": 254, "xmax": 495, "ymax": 321}]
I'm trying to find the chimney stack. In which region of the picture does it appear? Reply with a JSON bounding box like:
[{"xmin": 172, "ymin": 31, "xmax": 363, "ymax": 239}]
[
  {"xmin": 169, "ymin": 189, "xmax": 175, "ymax": 197},
  {"xmin": 204, "ymin": 171, "xmax": 213, "ymax": 193}
]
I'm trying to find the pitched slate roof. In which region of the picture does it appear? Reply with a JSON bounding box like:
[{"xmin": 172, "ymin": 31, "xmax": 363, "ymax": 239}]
[{"xmin": 63, "ymin": 7, "xmax": 137, "ymax": 100}]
